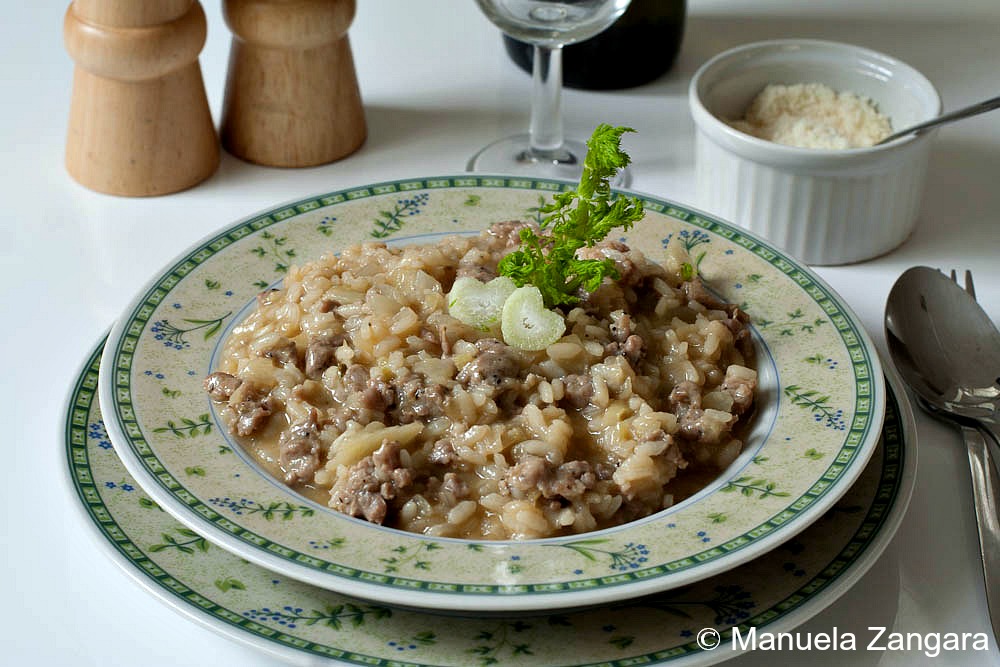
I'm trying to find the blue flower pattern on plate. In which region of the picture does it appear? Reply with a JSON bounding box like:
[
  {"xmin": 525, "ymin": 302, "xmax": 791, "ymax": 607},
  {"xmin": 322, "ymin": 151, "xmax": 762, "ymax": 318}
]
[{"xmin": 88, "ymin": 420, "xmax": 113, "ymax": 450}]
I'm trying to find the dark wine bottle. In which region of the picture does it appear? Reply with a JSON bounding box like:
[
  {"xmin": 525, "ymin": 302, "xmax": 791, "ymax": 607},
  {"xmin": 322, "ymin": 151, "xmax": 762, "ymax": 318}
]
[{"xmin": 503, "ymin": 0, "xmax": 686, "ymax": 90}]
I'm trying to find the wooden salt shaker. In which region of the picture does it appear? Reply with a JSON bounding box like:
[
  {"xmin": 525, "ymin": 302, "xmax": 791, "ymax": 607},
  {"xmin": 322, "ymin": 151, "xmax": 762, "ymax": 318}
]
[
  {"xmin": 221, "ymin": 0, "xmax": 366, "ymax": 167},
  {"xmin": 64, "ymin": 0, "xmax": 219, "ymax": 196}
]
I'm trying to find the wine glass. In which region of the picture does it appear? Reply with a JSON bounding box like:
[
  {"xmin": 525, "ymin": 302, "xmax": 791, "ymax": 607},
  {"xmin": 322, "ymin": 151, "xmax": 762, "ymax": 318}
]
[{"xmin": 469, "ymin": 0, "xmax": 632, "ymax": 183}]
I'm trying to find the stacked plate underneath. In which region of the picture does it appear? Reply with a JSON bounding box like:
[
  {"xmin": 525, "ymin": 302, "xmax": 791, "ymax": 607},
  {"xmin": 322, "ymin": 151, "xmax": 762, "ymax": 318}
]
[{"xmin": 64, "ymin": 177, "xmax": 916, "ymax": 666}]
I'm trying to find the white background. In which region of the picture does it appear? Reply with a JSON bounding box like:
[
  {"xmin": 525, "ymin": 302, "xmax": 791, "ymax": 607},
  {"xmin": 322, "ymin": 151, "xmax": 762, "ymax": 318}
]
[{"xmin": 4, "ymin": 1, "xmax": 1000, "ymax": 665}]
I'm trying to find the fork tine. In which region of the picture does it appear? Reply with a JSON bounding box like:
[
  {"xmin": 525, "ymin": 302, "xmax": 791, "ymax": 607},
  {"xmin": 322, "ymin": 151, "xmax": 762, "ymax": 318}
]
[
  {"xmin": 944, "ymin": 268, "xmax": 977, "ymax": 299},
  {"xmin": 965, "ymin": 270, "xmax": 978, "ymax": 300}
]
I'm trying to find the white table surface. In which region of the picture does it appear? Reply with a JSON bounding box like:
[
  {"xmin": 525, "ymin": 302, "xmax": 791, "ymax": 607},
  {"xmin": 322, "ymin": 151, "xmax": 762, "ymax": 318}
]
[{"xmin": 5, "ymin": 1, "xmax": 1000, "ymax": 665}]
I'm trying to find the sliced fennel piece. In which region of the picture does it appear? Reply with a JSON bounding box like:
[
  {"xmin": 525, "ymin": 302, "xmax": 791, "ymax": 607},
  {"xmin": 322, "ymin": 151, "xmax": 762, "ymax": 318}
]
[
  {"xmin": 501, "ymin": 286, "xmax": 565, "ymax": 351},
  {"xmin": 447, "ymin": 276, "xmax": 517, "ymax": 332}
]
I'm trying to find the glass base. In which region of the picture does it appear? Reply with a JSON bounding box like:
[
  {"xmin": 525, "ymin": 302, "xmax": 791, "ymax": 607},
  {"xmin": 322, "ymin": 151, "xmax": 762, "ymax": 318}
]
[{"xmin": 467, "ymin": 134, "xmax": 630, "ymax": 187}]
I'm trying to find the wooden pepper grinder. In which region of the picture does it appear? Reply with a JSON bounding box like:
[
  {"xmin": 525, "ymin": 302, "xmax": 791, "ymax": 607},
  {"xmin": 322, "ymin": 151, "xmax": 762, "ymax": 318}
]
[
  {"xmin": 64, "ymin": 0, "xmax": 219, "ymax": 196},
  {"xmin": 221, "ymin": 0, "xmax": 366, "ymax": 167}
]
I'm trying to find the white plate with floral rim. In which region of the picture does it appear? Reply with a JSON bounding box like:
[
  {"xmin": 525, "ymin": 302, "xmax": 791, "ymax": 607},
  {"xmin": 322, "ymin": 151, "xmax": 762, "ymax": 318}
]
[
  {"xmin": 98, "ymin": 176, "xmax": 885, "ymax": 613},
  {"xmin": 75, "ymin": 338, "xmax": 912, "ymax": 665}
]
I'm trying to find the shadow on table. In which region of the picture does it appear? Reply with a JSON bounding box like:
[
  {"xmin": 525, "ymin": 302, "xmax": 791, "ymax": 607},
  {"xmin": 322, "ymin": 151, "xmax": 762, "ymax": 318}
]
[
  {"xmin": 205, "ymin": 104, "xmax": 524, "ymax": 185},
  {"xmin": 726, "ymin": 545, "xmax": 902, "ymax": 667},
  {"xmin": 890, "ymin": 137, "xmax": 1000, "ymax": 261},
  {"xmin": 363, "ymin": 105, "xmax": 523, "ymax": 158}
]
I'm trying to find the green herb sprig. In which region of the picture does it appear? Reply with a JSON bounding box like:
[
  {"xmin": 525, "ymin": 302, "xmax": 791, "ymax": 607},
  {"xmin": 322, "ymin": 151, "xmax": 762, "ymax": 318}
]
[{"xmin": 497, "ymin": 124, "xmax": 645, "ymax": 308}]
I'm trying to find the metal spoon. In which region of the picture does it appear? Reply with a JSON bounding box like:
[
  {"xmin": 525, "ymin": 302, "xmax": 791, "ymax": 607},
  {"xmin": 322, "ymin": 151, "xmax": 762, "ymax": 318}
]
[
  {"xmin": 876, "ymin": 94, "xmax": 1000, "ymax": 145},
  {"xmin": 885, "ymin": 266, "xmax": 1000, "ymax": 641},
  {"xmin": 884, "ymin": 266, "xmax": 1000, "ymax": 439}
]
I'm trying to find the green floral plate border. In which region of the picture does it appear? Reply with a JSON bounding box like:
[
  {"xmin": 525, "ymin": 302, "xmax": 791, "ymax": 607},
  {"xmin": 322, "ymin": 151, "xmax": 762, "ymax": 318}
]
[
  {"xmin": 98, "ymin": 176, "xmax": 886, "ymax": 612},
  {"xmin": 71, "ymin": 337, "xmax": 914, "ymax": 666}
]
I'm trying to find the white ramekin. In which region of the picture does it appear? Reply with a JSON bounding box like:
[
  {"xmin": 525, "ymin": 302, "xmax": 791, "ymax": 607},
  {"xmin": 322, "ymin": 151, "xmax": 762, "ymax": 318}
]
[{"xmin": 689, "ymin": 39, "xmax": 942, "ymax": 265}]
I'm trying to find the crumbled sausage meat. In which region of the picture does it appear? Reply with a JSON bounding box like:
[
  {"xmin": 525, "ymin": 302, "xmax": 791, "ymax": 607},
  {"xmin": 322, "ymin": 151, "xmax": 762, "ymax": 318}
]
[
  {"xmin": 608, "ymin": 310, "xmax": 632, "ymax": 343},
  {"xmin": 305, "ymin": 334, "xmax": 345, "ymax": 379},
  {"xmin": 343, "ymin": 363, "xmax": 370, "ymax": 393},
  {"xmin": 504, "ymin": 455, "xmax": 599, "ymax": 503},
  {"xmin": 428, "ymin": 439, "xmax": 458, "ymax": 466},
  {"xmin": 561, "ymin": 373, "xmax": 593, "ymax": 410},
  {"xmin": 668, "ymin": 381, "xmax": 704, "ymax": 441},
  {"xmin": 395, "ymin": 377, "xmax": 447, "ymax": 424},
  {"xmin": 667, "ymin": 381, "xmax": 736, "ymax": 444},
  {"xmin": 204, "ymin": 372, "xmax": 241, "ymax": 402},
  {"xmin": 329, "ymin": 440, "xmax": 414, "ymax": 525},
  {"xmin": 341, "ymin": 364, "xmax": 398, "ymax": 414},
  {"xmin": 604, "ymin": 310, "xmax": 646, "ymax": 366},
  {"xmin": 594, "ymin": 462, "xmax": 615, "ymax": 481},
  {"xmin": 457, "ymin": 338, "xmax": 519, "ymax": 391},
  {"xmin": 259, "ymin": 337, "xmax": 298, "ymax": 366},
  {"xmin": 606, "ymin": 334, "xmax": 645, "ymax": 366},
  {"xmin": 279, "ymin": 410, "xmax": 322, "ymax": 484},
  {"xmin": 546, "ymin": 460, "xmax": 597, "ymax": 500},
  {"xmin": 621, "ymin": 335, "xmax": 645, "ymax": 365},
  {"xmin": 360, "ymin": 377, "xmax": 396, "ymax": 412},
  {"xmin": 606, "ymin": 310, "xmax": 645, "ymax": 363},
  {"xmin": 680, "ymin": 277, "xmax": 747, "ymax": 321},
  {"xmin": 231, "ymin": 388, "xmax": 275, "ymax": 437},
  {"xmin": 721, "ymin": 308, "xmax": 753, "ymax": 360},
  {"xmin": 505, "ymin": 455, "xmax": 548, "ymax": 495}
]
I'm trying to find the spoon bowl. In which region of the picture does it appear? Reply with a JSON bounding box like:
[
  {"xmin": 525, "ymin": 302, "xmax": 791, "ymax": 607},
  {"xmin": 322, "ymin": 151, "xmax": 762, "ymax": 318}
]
[{"xmin": 885, "ymin": 266, "xmax": 1000, "ymax": 418}]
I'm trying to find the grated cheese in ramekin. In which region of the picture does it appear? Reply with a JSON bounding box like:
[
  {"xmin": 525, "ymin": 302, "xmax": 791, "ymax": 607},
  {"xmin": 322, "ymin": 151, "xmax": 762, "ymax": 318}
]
[{"xmin": 728, "ymin": 82, "xmax": 892, "ymax": 149}]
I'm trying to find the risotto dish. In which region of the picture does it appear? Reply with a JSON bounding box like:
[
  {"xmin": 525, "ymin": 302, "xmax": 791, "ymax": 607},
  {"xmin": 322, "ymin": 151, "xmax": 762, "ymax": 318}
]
[{"xmin": 204, "ymin": 221, "xmax": 757, "ymax": 540}]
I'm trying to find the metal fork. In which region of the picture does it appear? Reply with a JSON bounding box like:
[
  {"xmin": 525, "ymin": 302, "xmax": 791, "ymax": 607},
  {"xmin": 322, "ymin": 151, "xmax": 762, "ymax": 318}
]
[
  {"xmin": 945, "ymin": 268, "xmax": 1000, "ymax": 477},
  {"xmin": 950, "ymin": 268, "xmax": 978, "ymax": 300}
]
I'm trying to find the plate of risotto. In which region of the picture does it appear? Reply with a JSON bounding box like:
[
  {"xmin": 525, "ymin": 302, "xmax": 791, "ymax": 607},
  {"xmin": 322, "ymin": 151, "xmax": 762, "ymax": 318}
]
[{"xmin": 100, "ymin": 165, "xmax": 884, "ymax": 611}]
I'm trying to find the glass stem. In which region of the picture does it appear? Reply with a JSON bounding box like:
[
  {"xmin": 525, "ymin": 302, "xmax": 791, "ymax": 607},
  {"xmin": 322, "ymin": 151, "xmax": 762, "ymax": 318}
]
[{"xmin": 529, "ymin": 44, "xmax": 564, "ymax": 155}]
